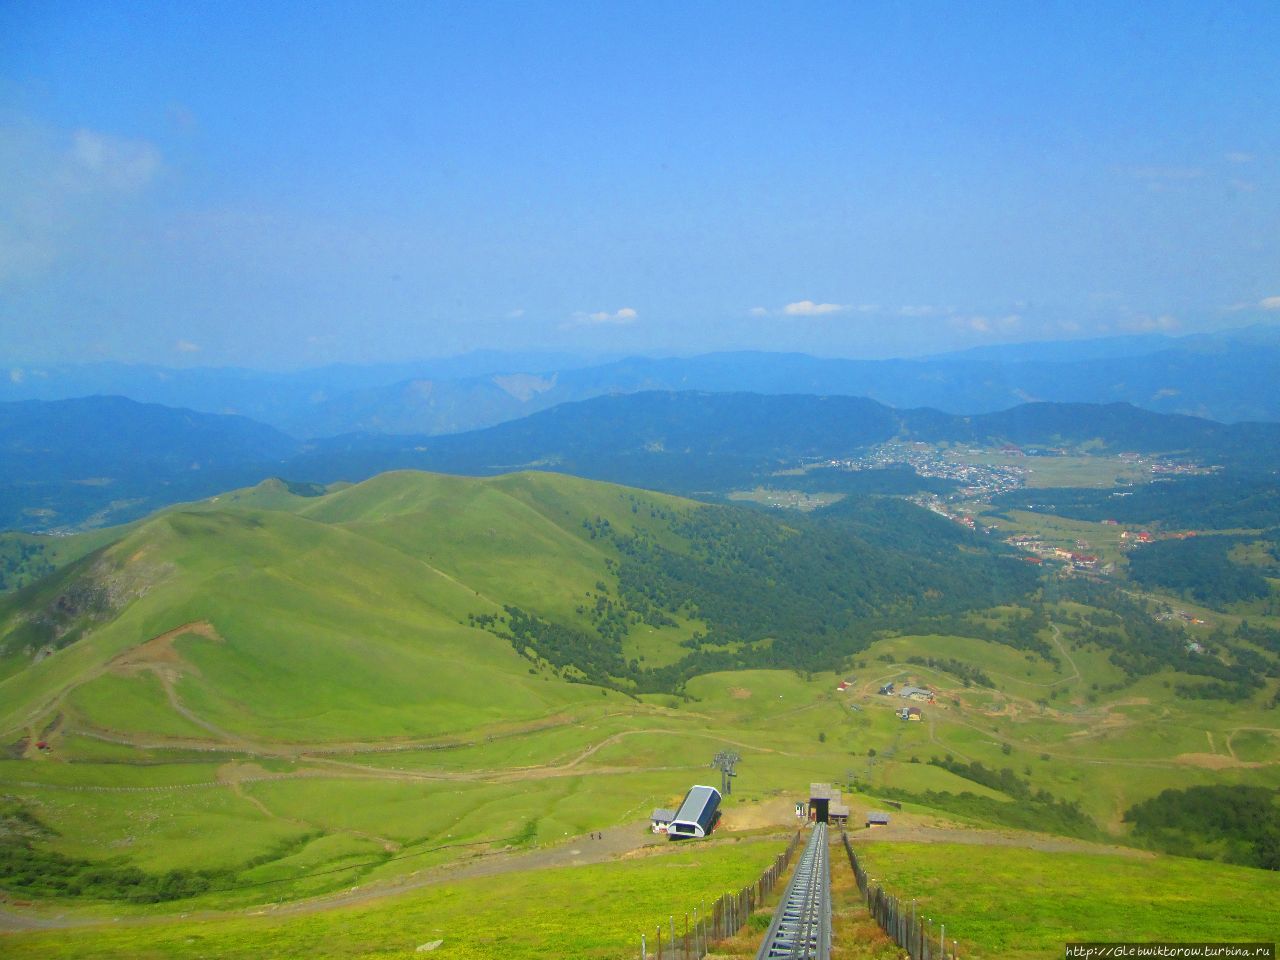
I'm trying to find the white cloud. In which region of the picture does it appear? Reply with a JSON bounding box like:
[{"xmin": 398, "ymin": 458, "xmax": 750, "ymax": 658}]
[
  {"xmin": 1121, "ymin": 314, "xmax": 1181, "ymax": 332},
  {"xmin": 1225, "ymin": 151, "xmax": 1255, "ymax": 164},
  {"xmin": 572, "ymin": 307, "xmax": 638, "ymax": 326},
  {"xmin": 174, "ymin": 339, "xmax": 201, "ymax": 353},
  {"xmin": 898, "ymin": 305, "xmax": 940, "ymax": 317},
  {"xmin": 1260, "ymin": 296, "xmax": 1280, "ymax": 310},
  {"xmin": 0, "ymin": 122, "xmax": 163, "ymax": 282},
  {"xmin": 68, "ymin": 130, "xmax": 161, "ymax": 193},
  {"xmin": 9, "ymin": 368, "xmax": 24, "ymax": 384},
  {"xmin": 748, "ymin": 306, "xmax": 768, "ymax": 317},
  {"xmin": 506, "ymin": 308, "xmax": 526, "ymax": 319},
  {"xmin": 949, "ymin": 314, "xmax": 1022, "ymax": 335},
  {"xmin": 783, "ymin": 300, "xmax": 846, "ymax": 317}
]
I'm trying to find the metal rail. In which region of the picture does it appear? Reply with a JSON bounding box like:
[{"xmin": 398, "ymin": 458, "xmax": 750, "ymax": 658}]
[{"xmin": 754, "ymin": 821, "xmax": 830, "ymax": 960}]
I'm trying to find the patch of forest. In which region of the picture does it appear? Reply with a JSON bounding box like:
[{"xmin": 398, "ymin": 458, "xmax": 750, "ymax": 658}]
[
  {"xmin": 783, "ymin": 463, "xmax": 957, "ymax": 497},
  {"xmin": 874, "ymin": 756, "xmax": 1100, "ymax": 840},
  {"xmin": 0, "ymin": 538, "xmax": 54, "ymax": 593},
  {"xmin": 602, "ymin": 499, "xmax": 1037, "ymax": 677},
  {"xmin": 1127, "ymin": 533, "xmax": 1277, "ymax": 609},
  {"xmin": 992, "ymin": 471, "xmax": 1280, "ymax": 530},
  {"xmin": 476, "ymin": 497, "xmax": 1042, "ymax": 694},
  {"xmin": 1056, "ymin": 583, "xmax": 1280, "ymax": 702},
  {"xmin": 1123, "ymin": 785, "xmax": 1280, "ymax": 870}
]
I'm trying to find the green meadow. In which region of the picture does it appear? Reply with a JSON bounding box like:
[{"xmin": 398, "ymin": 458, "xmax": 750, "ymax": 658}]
[
  {"xmin": 851, "ymin": 841, "xmax": 1280, "ymax": 959},
  {"xmin": 1, "ymin": 836, "xmax": 785, "ymax": 959}
]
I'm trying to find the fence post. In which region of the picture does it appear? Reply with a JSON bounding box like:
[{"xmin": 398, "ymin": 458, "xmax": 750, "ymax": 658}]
[{"xmin": 641, "ymin": 933, "xmax": 646, "ymax": 960}]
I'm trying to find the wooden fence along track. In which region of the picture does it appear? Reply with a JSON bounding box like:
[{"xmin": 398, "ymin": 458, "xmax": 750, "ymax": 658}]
[
  {"xmin": 841, "ymin": 829, "xmax": 961, "ymax": 959},
  {"xmin": 640, "ymin": 829, "xmax": 803, "ymax": 959},
  {"xmin": 640, "ymin": 822, "xmax": 965, "ymax": 959}
]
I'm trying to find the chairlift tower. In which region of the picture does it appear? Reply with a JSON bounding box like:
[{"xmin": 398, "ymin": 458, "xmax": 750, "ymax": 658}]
[{"xmin": 710, "ymin": 751, "xmax": 741, "ymax": 795}]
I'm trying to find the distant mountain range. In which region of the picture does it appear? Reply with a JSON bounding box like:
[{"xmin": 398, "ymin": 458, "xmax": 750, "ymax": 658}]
[
  {"xmin": 5, "ymin": 390, "xmax": 1279, "ymax": 533},
  {"xmin": 4, "ymin": 325, "xmax": 1279, "ymax": 436},
  {"xmin": 0, "ymin": 398, "xmax": 300, "ymax": 532}
]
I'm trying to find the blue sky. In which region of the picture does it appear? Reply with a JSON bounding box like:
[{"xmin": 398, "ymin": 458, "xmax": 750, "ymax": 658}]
[{"xmin": 2, "ymin": 1, "xmax": 1278, "ymax": 368}]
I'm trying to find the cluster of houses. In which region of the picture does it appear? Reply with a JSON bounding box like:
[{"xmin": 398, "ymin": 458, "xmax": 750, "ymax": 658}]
[
  {"xmin": 1155, "ymin": 610, "xmax": 1209, "ymax": 627},
  {"xmin": 1061, "ymin": 549, "xmax": 1100, "ymax": 570},
  {"xmin": 1003, "ymin": 534, "xmax": 1112, "ymax": 572},
  {"xmin": 877, "ymin": 682, "xmax": 932, "ymax": 720},
  {"xmin": 1005, "ymin": 534, "xmax": 1100, "ymax": 567},
  {"xmin": 1149, "ymin": 460, "xmax": 1218, "ymax": 476},
  {"xmin": 826, "ymin": 441, "xmax": 1027, "ymax": 503},
  {"xmin": 1116, "ymin": 453, "xmax": 1218, "ymax": 477}
]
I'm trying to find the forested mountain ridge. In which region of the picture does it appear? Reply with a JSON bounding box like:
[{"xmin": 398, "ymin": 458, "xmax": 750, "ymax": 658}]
[
  {"xmin": 0, "ymin": 397, "xmax": 301, "ymax": 532},
  {"xmin": 297, "ymin": 393, "xmax": 1280, "ymax": 491},
  {"xmin": 5, "ymin": 391, "xmax": 1279, "ymax": 533}
]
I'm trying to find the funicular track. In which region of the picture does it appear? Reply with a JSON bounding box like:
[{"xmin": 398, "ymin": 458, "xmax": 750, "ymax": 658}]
[{"xmin": 755, "ymin": 821, "xmax": 831, "ymax": 960}]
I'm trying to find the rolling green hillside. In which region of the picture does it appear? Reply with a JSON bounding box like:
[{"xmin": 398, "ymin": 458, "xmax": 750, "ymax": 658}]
[
  {"xmin": 1, "ymin": 468, "xmax": 1277, "ymax": 958},
  {"xmin": 0, "ymin": 470, "xmax": 1037, "ymax": 741},
  {"xmin": 0, "ymin": 473, "xmax": 637, "ymax": 744}
]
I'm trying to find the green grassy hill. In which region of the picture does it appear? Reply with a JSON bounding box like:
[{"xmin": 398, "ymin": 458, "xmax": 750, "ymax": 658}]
[
  {"xmin": 0, "ymin": 472, "xmax": 663, "ymax": 745},
  {"xmin": 1, "ymin": 469, "xmax": 1042, "ymax": 741}
]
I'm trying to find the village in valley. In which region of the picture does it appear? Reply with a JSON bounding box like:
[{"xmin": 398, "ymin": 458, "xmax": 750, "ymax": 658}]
[{"xmin": 757, "ymin": 441, "xmax": 1221, "ymax": 589}]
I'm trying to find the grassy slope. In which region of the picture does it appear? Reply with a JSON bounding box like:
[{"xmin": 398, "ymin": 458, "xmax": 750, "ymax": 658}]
[
  {"xmin": 0, "ymin": 472, "xmax": 673, "ymax": 745},
  {"xmin": 852, "ymin": 840, "xmax": 1280, "ymax": 959},
  {"xmin": 4, "ymin": 833, "xmax": 1277, "ymax": 959},
  {"xmin": 0, "ymin": 835, "xmax": 785, "ymax": 960}
]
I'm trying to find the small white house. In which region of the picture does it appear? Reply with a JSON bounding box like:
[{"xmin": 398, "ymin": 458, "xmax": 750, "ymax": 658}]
[{"xmin": 650, "ymin": 808, "xmax": 676, "ymax": 833}]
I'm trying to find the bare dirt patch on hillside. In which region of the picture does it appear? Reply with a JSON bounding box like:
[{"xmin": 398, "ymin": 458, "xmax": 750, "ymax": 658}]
[
  {"xmin": 716, "ymin": 798, "xmax": 796, "ymax": 832},
  {"xmin": 109, "ymin": 620, "xmax": 222, "ymax": 677},
  {"xmin": 215, "ymin": 760, "xmax": 273, "ymax": 783},
  {"xmin": 1173, "ymin": 752, "xmax": 1263, "ymax": 770},
  {"xmin": 729, "ymin": 687, "xmax": 752, "ymax": 699}
]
